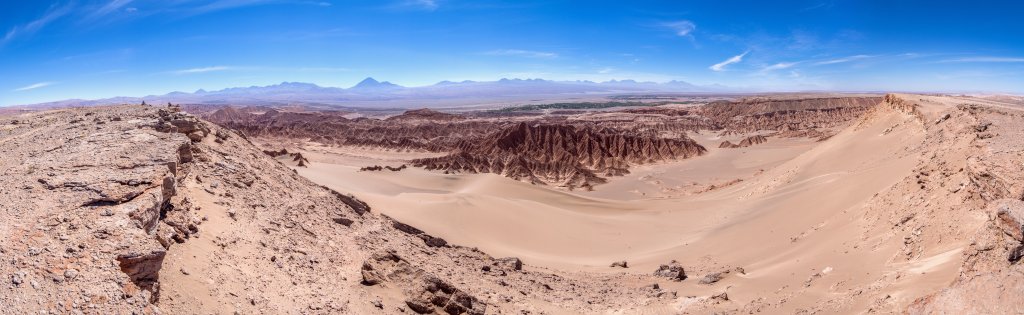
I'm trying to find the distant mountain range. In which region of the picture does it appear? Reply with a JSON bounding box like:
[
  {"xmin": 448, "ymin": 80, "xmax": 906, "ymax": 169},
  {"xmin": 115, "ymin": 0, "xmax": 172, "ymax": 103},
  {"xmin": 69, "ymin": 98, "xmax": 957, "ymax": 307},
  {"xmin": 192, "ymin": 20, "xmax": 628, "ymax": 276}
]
[{"xmin": 20, "ymin": 77, "xmax": 734, "ymax": 108}]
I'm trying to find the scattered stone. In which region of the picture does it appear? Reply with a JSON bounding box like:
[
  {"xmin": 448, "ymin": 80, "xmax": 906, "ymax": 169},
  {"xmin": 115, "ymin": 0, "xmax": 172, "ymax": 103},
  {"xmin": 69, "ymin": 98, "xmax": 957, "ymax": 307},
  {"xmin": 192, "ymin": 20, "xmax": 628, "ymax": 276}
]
[
  {"xmin": 332, "ymin": 217, "xmax": 354, "ymax": 227},
  {"xmin": 610, "ymin": 261, "xmax": 628, "ymax": 268},
  {"xmin": 699, "ymin": 270, "xmax": 730, "ymax": 285},
  {"xmin": 63, "ymin": 269, "xmax": 78, "ymax": 280},
  {"xmin": 975, "ymin": 122, "xmax": 992, "ymax": 132},
  {"xmin": 11, "ymin": 273, "xmax": 24, "ymax": 286}
]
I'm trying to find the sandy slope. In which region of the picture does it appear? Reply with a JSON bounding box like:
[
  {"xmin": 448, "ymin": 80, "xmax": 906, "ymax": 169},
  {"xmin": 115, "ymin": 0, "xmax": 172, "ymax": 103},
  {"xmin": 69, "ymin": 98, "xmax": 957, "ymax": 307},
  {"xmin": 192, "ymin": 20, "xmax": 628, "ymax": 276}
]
[{"xmin": 286, "ymin": 95, "xmax": 989, "ymax": 313}]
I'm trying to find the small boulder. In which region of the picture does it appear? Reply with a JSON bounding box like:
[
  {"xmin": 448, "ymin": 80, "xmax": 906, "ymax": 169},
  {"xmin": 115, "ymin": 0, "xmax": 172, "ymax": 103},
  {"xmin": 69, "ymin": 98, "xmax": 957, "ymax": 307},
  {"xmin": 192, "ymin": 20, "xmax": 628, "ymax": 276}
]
[
  {"xmin": 421, "ymin": 235, "xmax": 447, "ymax": 248},
  {"xmin": 1010, "ymin": 245, "xmax": 1024, "ymax": 263},
  {"xmin": 332, "ymin": 217, "xmax": 354, "ymax": 227},
  {"xmin": 495, "ymin": 257, "xmax": 523, "ymax": 271},
  {"xmin": 610, "ymin": 261, "xmax": 628, "ymax": 268},
  {"xmin": 699, "ymin": 270, "xmax": 730, "ymax": 285},
  {"xmin": 653, "ymin": 262, "xmax": 686, "ymax": 281}
]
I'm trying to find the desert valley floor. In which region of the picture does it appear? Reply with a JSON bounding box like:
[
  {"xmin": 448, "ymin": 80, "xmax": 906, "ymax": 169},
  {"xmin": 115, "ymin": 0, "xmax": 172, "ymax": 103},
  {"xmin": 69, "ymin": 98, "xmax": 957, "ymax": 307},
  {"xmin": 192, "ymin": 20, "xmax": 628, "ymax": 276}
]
[{"xmin": 1, "ymin": 93, "xmax": 1023, "ymax": 314}]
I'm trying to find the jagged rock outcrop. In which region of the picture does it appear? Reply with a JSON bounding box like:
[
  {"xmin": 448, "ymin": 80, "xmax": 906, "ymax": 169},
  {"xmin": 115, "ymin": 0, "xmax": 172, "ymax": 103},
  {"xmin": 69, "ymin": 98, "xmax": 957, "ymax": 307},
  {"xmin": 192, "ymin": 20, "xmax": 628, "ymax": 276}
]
[
  {"xmin": 907, "ymin": 200, "xmax": 1024, "ymax": 314},
  {"xmin": 360, "ymin": 164, "xmax": 408, "ymax": 172},
  {"xmin": 413, "ymin": 122, "xmax": 707, "ymax": 189},
  {"xmin": 263, "ymin": 148, "xmax": 310, "ymax": 167},
  {"xmin": 0, "ymin": 106, "xmax": 208, "ymax": 310},
  {"xmin": 719, "ymin": 135, "xmax": 768, "ymax": 148}
]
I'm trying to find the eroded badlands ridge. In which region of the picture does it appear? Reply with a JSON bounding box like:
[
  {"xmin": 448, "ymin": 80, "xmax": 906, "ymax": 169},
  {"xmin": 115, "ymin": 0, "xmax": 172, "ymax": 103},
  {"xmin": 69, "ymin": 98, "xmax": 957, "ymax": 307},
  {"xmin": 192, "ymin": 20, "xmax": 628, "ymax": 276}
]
[
  {"xmin": 412, "ymin": 122, "xmax": 706, "ymax": 189},
  {"xmin": 200, "ymin": 96, "xmax": 881, "ymax": 189}
]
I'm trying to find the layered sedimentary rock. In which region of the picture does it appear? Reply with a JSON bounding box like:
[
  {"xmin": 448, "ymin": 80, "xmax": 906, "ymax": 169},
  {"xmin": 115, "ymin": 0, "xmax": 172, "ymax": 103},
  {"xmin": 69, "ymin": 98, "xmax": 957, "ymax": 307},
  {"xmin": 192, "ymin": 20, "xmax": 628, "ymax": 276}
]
[
  {"xmin": 413, "ymin": 122, "xmax": 706, "ymax": 189},
  {"xmin": 385, "ymin": 108, "xmax": 466, "ymax": 123},
  {"xmin": 204, "ymin": 107, "xmax": 499, "ymax": 152},
  {"xmin": 701, "ymin": 96, "xmax": 881, "ymax": 134},
  {"xmin": 0, "ymin": 106, "xmax": 210, "ymax": 310}
]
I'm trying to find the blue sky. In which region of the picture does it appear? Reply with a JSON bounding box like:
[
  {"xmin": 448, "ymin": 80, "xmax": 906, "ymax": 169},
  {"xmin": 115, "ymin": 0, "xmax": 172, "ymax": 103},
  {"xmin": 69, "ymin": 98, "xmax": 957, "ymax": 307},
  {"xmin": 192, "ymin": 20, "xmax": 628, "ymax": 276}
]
[{"xmin": 2, "ymin": 0, "xmax": 1023, "ymax": 106}]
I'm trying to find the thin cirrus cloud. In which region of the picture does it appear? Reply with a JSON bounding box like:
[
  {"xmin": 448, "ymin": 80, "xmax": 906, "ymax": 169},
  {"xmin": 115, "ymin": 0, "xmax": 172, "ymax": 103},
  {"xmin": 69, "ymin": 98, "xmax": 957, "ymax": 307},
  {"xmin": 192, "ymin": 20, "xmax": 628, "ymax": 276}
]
[
  {"xmin": 171, "ymin": 66, "xmax": 233, "ymax": 75},
  {"xmin": 1, "ymin": 3, "xmax": 75, "ymax": 46},
  {"xmin": 662, "ymin": 20, "xmax": 696, "ymax": 37},
  {"xmin": 13, "ymin": 82, "xmax": 56, "ymax": 92},
  {"xmin": 939, "ymin": 56, "xmax": 1024, "ymax": 63},
  {"xmin": 761, "ymin": 62, "xmax": 799, "ymax": 72},
  {"xmin": 85, "ymin": 0, "xmax": 136, "ymax": 21},
  {"xmin": 485, "ymin": 49, "xmax": 558, "ymax": 59},
  {"xmin": 710, "ymin": 51, "xmax": 748, "ymax": 71},
  {"xmin": 397, "ymin": 0, "xmax": 438, "ymax": 10},
  {"xmin": 814, "ymin": 54, "xmax": 872, "ymax": 65}
]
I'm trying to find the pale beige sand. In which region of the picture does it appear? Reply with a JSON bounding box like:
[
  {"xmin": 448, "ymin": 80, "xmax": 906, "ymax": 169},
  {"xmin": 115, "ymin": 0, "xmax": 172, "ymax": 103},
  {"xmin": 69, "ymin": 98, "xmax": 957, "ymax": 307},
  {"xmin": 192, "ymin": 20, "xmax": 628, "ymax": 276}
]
[{"xmin": 292, "ymin": 100, "xmax": 965, "ymax": 312}]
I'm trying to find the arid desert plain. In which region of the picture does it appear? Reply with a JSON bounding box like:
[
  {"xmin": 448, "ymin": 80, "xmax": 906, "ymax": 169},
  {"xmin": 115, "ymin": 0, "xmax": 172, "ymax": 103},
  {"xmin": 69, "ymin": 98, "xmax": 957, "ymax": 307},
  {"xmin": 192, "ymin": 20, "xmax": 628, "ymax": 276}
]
[{"xmin": 2, "ymin": 93, "xmax": 1023, "ymax": 314}]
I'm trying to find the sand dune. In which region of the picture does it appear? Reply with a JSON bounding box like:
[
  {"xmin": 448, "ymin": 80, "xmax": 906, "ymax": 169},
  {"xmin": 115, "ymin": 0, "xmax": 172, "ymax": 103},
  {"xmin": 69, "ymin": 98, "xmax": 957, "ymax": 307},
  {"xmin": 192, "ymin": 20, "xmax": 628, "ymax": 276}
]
[{"xmin": 291, "ymin": 94, "xmax": 975, "ymax": 313}]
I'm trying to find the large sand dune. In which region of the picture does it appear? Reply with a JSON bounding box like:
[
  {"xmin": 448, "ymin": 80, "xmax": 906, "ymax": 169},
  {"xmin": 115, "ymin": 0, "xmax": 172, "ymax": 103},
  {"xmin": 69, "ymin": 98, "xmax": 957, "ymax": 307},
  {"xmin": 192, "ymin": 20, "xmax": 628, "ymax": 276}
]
[{"xmin": 289, "ymin": 94, "xmax": 1018, "ymax": 313}]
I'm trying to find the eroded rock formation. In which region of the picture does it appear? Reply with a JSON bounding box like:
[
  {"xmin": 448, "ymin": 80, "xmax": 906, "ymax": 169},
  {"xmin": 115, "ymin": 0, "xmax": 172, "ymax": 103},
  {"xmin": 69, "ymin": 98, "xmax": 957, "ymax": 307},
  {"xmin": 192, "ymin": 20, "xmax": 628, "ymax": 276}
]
[
  {"xmin": 412, "ymin": 122, "xmax": 707, "ymax": 189},
  {"xmin": 719, "ymin": 134, "xmax": 768, "ymax": 148}
]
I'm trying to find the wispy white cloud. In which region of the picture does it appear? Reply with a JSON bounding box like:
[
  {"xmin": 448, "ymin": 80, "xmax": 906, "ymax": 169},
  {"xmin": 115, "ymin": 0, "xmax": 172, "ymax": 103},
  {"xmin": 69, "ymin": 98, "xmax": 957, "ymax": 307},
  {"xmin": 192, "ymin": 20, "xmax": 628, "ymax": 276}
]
[
  {"xmin": 800, "ymin": 2, "xmax": 834, "ymax": 12},
  {"xmin": 662, "ymin": 20, "xmax": 696, "ymax": 37},
  {"xmin": 761, "ymin": 62, "xmax": 799, "ymax": 71},
  {"xmin": 188, "ymin": 0, "xmax": 278, "ymax": 15},
  {"xmin": 171, "ymin": 66, "xmax": 232, "ymax": 74},
  {"xmin": 598, "ymin": 67, "xmax": 614, "ymax": 74},
  {"xmin": 400, "ymin": 0, "xmax": 438, "ymax": 10},
  {"xmin": 86, "ymin": 0, "xmax": 135, "ymax": 20},
  {"xmin": 814, "ymin": 54, "xmax": 872, "ymax": 65},
  {"xmin": 291, "ymin": 66, "xmax": 351, "ymax": 72},
  {"xmin": 13, "ymin": 82, "xmax": 56, "ymax": 92},
  {"xmin": 2, "ymin": 3, "xmax": 75, "ymax": 46},
  {"xmin": 710, "ymin": 51, "xmax": 748, "ymax": 71},
  {"xmin": 939, "ymin": 56, "xmax": 1024, "ymax": 63},
  {"xmin": 485, "ymin": 49, "xmax": 558, "ymax": 59}
]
